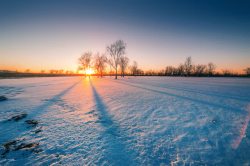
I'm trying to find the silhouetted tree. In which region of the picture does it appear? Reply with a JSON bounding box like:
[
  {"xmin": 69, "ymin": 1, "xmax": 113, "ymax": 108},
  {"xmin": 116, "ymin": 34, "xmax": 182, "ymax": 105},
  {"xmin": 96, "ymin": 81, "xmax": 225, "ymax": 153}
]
[
  {"xmin": 194, "ymin": 64, "xmax": 207, "ymax": 76},
  {"xmin": 94, "ymin": 53, "xmax": 107, "ymax": 77},
  {"xmin": 177, "ymin": 64, "xmax": 185, "ymax": 76},
  {"xmin": 50, "ymin": 70, "xmax": 54, "ymax": 74},
  {"xmin": 158, "ymin": 69, "xmax": 165, "ymax": 76},
  {"xmin": 59, "ymin": 69, "xmax": 64, "ymax": 74},
  {"xmin": 244, "ymin": 67, "xmax": 250, "ymax": 76},
  {"xmin": 207, "ymin": 62, "xmax": 216, "ymax": 76},
  {"xmin": 165, "ymin": 66, "xmax": 175, "ymax": 76},
  {"xmin": 119, "ymin": 56, "xmax": 129, "ymax": 77},
  {"xmin": 184, "ymin": 57, "xmax": 193, "ymax": 76},
  {"xmin": 79, "ymin": 52, "xmax": 92, "ymax": 76},
  {"xmin": 107, "ymin": 59, "xmax": 113, "ymax": 77},
  {"xmin": 222, "ymin": 69, "xmax": 233, "ymax": 76},
  {"xmin": 130, "ymin": 61, "xmax": 138, "ymax": 76},
  {"xmin": 145, "ymin": 69, "xmax": 154, "ymax": 76},
  {"xmin": 107, "ymin": 40, "xmax": 126, "ymax": 79},
  {"xmin": 137, "ymin": 69, "xmax": 144, "ymax": 76}
]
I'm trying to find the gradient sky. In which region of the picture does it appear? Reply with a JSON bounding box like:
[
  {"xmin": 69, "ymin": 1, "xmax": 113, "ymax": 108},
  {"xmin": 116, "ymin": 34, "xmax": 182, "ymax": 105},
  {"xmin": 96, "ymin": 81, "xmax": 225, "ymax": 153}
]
[{"xmin": 0, "ymin": 0, "xmax": 250, "ymax": 72}]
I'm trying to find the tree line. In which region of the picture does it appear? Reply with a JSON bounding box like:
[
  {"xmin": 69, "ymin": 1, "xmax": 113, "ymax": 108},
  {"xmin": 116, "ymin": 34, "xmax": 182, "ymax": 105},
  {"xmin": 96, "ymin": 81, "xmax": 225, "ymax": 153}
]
[
  {"xmin": 78, "ymin": 40, "xmax": 250, "ymax": 78},
  {"xmin": 162, "ymin": 57, "xmax": 216, "ymax": 77}
]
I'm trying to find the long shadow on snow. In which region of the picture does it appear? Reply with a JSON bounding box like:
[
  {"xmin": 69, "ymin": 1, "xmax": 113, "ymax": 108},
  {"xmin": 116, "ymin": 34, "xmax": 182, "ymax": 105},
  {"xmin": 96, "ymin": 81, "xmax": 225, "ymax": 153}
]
[
  {"xmin": 28, "ymin": 80, "xmax": 81, "ymax": 119},
  {"xmin": 90, "ymin": 80, "xmax": 136, "ymax": 165},
  {"xmin": 115, "ymin": 80, "xmax": 245, "ymax": 114},
  {"xmin": 0, "ymin": 80, "xmax": 80, "ymax": 144},
  {"xmin": 122, "ymin": 79, "xmax": 250, "ymax": 102}
]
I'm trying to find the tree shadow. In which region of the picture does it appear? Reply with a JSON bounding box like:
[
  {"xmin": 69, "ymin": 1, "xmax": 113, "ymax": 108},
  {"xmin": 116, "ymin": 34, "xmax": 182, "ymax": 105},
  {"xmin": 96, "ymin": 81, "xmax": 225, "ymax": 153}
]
[
  {"xmin": 123, "ymin": 79, "xmax": 250, "ymax": 102},
  {"xmin": 116, "ymin": 80, "xmax": 245, "ymax": 113},
  {"xmin": 29, "ymin": 80, "xmax": 80, "ymax": 118},
  {"xmin": 89, "ymin": 80, "xmax": 136, "ymax": 165},
  {"xmin": 0, "ymin": 80, "xmax": 80, "ymax": 146}
]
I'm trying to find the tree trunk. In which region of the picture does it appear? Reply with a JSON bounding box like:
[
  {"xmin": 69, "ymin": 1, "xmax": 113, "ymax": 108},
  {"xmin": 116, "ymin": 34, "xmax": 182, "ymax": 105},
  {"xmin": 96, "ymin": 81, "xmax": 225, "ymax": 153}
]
[
  {"xmin": 110, "ymin": 66, "xmax": 112, "ymax": 77},
  {"xmin": 115, "ymin": 68, "xmax": 118, "ymax": 79}
]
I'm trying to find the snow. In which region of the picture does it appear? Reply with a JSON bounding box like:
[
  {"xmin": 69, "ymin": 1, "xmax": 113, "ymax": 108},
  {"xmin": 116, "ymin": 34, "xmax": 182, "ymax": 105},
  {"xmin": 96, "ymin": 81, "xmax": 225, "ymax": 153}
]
[{"xmin": 0, "ymin": 76, "xmax": 250, "ymax": 165}]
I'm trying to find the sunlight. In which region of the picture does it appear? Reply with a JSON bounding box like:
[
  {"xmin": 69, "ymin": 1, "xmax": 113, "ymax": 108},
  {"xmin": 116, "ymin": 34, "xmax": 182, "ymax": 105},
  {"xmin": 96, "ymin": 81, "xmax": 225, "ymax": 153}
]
[{"xmin": 85, "ymin": 68, "xmax": 94, "ymax": 75}]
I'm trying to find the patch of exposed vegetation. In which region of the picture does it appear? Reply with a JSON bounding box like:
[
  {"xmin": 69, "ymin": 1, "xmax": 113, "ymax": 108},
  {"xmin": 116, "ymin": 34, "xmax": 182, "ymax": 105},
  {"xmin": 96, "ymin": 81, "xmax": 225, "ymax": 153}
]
[
  {"xmin": 1, "ymin": 139, "xmax": 40, "ymax": 156},
  {"xmin": 2, "ymin": 140, "xmax": 18, "ymax": 155},
  {"xmin": 34, "ymin": 128, "xmax": 42, "ymax": 134},
  {"xmin": 15, "ymin": 142, "xmax": 39, "ymax": 151},
  {"xmin": 0, "ymin": 96, "xmax": 8, "ymax": 101},
  {"xmin": 8, "ymin": 113, "xmax": 27, "ymax": 122},
  {"xmin": 25, "ymin": 120, "xmax": 38, "ymax": 127}
]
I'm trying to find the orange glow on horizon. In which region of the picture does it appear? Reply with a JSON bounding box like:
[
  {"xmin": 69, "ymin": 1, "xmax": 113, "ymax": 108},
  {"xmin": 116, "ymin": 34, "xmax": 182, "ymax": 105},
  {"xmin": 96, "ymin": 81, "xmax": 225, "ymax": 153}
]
[{"xmin": 0, "ymin": 65, "xmax": 248, "ymax": 74}]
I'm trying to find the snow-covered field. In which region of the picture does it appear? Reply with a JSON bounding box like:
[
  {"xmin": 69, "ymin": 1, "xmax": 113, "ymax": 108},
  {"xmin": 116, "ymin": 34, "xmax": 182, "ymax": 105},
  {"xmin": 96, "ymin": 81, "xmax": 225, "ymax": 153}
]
[{"xmin": 0, "ymin": 76, "xmax": 250, "ymax": 165}]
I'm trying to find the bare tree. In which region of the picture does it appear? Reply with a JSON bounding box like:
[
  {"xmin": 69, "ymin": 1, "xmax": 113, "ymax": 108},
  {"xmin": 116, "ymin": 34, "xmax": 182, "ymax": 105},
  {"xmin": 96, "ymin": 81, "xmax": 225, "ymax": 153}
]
[
  {"xmin": 177, "ymin": 64, "xmax": 185, "ymax": 76},
  {"xmin": 165, "ymin": 66, "xmax": 175, "ymax": 76},
  {"xmin": 130, "ymin": 61, "xmax": 138, "ymax": 76},
  {"xmin": 137, "ymin": 69, "xmax": 144, "ymax": 76},
  {"xmin": 119, "ymin": 56, "xmax": 129, "ymax": 77},
  {"xmin": 244, "ymin": 67, "xmax": 250, "ymax": 76},
  {"xmin": 145, "ymin": 69, "xmax": 154, "ymax": 76},
  {"xmin": 194, "ymin": 64, "xmax": 207, "ymax": 76},
  {"xmin": 222, "ymin": 69, "xmax": 233, "ymax": 76},
  {"xmin": 59, "ymin": 69, "xmax": 64, "ymax": 74},
  {"xmin": 207, "ymin": 62, "xmax": 216, "ymax": 76},
  {"xmin": 94, "ymin": 53, "xmax": 107, "ymax": 77},
  {"xmin": 50, "ymin": 70, "xmax": 54, "ymax": 74},
  {"xmin": 184, "ymin": 57, "xmax": 193, "ymax": 76},
  {"xmin": 107, "ymin": 40, "xmax": 126, "ymax": 79},
  {"xmin": 79, "ymin": 52, "xmax": 92, "ymax": 76},
  {"xmin": 107, "ymin": 59, "xmax": 114, "ymax": 77}
]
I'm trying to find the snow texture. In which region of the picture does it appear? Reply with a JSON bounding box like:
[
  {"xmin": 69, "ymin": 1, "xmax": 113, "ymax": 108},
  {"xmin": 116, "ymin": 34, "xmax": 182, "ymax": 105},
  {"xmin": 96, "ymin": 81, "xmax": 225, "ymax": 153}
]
[{"xmin": 0, "ymin": 76, "xmax": 250, "ymax": 165}]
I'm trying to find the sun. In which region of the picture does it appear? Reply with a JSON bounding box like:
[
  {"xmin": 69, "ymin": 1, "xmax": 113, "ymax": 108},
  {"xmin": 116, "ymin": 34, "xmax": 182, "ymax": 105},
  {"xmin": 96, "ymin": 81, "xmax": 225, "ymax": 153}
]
[{"xmin": 85, "ymin": 68, "xmax": 94, "ymax": 75}]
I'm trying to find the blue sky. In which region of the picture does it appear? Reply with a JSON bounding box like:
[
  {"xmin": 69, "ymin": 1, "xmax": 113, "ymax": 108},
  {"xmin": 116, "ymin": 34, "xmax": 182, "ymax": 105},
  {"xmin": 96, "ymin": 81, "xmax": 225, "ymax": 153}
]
[{"xmin": 0, "ymin": 0, "xmax": 249, "ymax": 72}]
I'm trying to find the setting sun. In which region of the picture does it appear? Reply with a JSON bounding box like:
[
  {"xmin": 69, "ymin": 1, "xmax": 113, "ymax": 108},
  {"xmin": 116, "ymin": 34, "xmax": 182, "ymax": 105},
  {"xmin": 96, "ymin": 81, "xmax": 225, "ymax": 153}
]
[{"xmin": 85, "ymin": 68, "xmax": 94, "ymax": 75}]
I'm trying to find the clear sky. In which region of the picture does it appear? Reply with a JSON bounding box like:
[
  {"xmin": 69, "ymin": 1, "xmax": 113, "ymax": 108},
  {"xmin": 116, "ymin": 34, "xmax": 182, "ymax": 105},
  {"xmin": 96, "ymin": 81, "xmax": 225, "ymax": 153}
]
[{"xmin": 0, "ymin": 0, "xmax": 250, "ymax": 72}]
